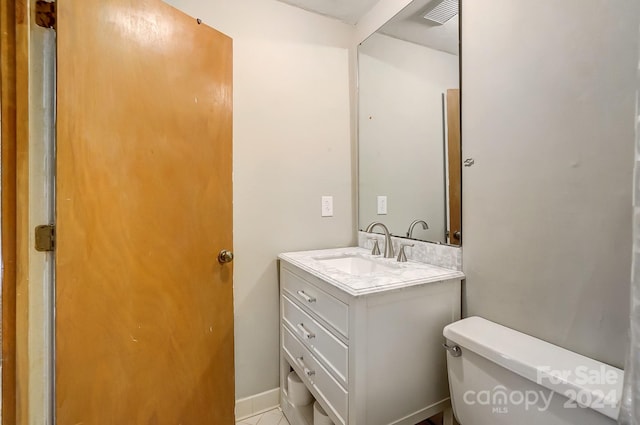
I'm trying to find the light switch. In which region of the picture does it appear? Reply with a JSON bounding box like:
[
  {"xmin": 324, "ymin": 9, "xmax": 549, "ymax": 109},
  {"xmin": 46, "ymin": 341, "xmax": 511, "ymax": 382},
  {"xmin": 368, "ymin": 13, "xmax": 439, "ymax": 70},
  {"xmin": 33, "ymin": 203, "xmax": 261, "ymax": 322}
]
[
  {"xmin": 377, "ymin": 196, "xmax": 387, "ymax": 215},
  {"xmin": 321, "ymin": 196, "xmax": 333, "ymax": 217}
]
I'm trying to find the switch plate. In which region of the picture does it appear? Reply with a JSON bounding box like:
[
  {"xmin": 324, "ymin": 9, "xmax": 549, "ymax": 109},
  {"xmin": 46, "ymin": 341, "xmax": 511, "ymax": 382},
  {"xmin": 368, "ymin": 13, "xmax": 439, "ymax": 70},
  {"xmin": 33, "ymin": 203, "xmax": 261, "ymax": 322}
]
[
  {"xmin": 321, "ymin": 196, "xmax": 333, "ymax": 217},
  {"xmin": 377, "ymin": 196, "xmax": 387, "ymax": 215}
]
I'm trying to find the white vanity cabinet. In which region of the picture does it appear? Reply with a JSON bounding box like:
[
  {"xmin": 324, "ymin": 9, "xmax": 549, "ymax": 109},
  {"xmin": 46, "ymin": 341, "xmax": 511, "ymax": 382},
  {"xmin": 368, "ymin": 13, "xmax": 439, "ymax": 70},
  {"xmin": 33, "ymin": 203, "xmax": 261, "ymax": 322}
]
[{"xmin": 279, "ymin": 250, "xmax": 462, "ymax": 425}]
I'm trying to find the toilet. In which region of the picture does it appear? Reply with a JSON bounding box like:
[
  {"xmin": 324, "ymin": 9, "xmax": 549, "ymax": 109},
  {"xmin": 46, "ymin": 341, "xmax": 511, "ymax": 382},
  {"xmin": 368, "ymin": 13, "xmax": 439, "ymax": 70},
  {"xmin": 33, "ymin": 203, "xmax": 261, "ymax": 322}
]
[{"xmin": 443, "ymin": 317, "xmax": 623, "ymax": 425}]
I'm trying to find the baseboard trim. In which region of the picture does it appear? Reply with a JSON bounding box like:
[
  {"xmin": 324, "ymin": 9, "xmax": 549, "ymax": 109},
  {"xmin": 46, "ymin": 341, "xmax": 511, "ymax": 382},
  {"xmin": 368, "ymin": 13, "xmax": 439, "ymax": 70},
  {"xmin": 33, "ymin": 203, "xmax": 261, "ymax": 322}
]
[
  {"xmin": 389, "ymin": 398, "xmax": 451, "ymax": 425},
  {"xmin": 235, "ymin": 387, "xmax": 281, "ymax": 421}
]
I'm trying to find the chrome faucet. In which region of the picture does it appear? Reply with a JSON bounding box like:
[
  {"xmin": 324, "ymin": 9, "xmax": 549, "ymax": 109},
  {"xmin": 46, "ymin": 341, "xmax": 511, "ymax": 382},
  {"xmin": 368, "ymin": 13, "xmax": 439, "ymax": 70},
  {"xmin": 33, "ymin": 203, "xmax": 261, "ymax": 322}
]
[
  {"xmin": 397, "ymin": 243, "xmax": 414, "ymax": 262},
  {"xmin": 365, "ymin": 222, "xmax": 394, "ymax": 258},
  {"xmin": 407, "ymin": 219, "xmax": 429, "ymax": 238}
]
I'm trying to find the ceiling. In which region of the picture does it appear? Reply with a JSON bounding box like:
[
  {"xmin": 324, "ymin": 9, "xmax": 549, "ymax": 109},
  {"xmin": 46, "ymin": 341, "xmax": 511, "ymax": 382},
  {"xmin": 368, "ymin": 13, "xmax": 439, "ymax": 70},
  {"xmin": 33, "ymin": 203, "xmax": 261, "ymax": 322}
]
[
  {"xmin": 275, "ymin": 0, "xmax": 458, "ymax": 55},
  {"xmin": 275, "ymin": 0, "xmax": 381, "ymax": 25},
  {"xmin": 377, "ymin": 0, "xmax": 458, "ymax": 55}
]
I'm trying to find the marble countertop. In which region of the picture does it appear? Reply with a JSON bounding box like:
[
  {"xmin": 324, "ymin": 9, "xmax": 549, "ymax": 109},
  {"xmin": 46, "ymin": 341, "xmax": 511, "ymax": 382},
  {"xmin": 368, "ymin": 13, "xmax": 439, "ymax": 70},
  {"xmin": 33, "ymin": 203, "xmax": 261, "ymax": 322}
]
[{"xmin": 278, "ymin": 247, "xmax": 465, "ymax": 297}]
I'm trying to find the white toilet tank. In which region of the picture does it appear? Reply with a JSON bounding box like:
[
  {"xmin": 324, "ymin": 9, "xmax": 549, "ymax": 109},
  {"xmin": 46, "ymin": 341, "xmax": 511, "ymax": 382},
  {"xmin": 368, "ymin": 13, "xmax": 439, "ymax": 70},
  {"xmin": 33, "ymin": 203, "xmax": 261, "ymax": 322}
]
[{"xmin": 443, "ymin": 317, "xmax": 623, "ymax": 425}]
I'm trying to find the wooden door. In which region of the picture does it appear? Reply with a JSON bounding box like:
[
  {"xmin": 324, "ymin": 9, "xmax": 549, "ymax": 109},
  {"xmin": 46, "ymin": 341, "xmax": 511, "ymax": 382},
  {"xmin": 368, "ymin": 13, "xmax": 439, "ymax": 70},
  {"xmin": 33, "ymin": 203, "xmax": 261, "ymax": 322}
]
[
  {"xmin": 56, "ymin": 0, "xmax": 234, "ymax": 423},
  {"xmin": 446, "ymin": 89, "xmax": 461, "ymax": 245}
]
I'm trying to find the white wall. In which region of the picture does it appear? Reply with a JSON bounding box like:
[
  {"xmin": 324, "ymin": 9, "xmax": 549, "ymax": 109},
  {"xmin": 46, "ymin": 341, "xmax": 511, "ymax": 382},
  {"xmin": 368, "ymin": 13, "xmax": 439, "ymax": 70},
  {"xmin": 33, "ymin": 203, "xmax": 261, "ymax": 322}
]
[
  {"xmin": 163, "ymin": 0, "xmax": 355, "ymax": 399},
  {"xmin": 358, "ymin": 33, "xmax": 458, "ymax": 242},
  {"xmin": 462, "ymin": 0, "xmax": 639, "ymax": 368}
]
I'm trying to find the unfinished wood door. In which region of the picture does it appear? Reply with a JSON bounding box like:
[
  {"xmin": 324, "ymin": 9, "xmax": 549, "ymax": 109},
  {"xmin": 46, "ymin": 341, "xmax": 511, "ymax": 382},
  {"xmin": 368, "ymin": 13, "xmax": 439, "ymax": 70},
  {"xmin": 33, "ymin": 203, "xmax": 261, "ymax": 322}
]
[
  {"xmin": 446, "ymin": 89, "xmax": 461, "ymax": 245},
  {"xmin": 56, "ymin": 0, "xmax": 234, "ymax": 423}
]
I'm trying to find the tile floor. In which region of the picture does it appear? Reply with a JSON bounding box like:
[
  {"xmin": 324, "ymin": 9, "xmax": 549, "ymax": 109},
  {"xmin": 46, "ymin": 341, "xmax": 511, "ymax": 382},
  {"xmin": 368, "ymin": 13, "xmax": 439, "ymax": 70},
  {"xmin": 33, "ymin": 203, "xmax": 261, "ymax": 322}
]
[
  {"xmin": 236, "ymin": 408, "xmax": 290, "ymax": 425},
  {"xmin": 236, "ymin": 408, "xmax": 447, "ymax": 425}
]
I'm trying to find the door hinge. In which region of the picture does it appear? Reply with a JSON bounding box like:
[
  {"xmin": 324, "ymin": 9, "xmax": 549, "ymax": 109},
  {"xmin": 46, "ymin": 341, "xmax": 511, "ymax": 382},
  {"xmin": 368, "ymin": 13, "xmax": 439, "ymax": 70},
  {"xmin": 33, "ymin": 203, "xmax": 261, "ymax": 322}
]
[
  {"xmin": 35, "ymin": 1, "xmax": 56, "ymax": 30},
  {"xmin": 35, "ymin": 225, "xmax": 55, "ymax": 252}
]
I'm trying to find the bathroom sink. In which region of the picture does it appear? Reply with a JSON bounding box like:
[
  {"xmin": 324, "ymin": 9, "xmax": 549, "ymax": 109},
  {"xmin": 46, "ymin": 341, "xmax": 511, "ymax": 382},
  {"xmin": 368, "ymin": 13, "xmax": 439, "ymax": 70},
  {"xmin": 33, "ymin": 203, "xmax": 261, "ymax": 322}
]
[{"xmin": 313, "ymin": 254, "xmax": 398, "ymax": 275}]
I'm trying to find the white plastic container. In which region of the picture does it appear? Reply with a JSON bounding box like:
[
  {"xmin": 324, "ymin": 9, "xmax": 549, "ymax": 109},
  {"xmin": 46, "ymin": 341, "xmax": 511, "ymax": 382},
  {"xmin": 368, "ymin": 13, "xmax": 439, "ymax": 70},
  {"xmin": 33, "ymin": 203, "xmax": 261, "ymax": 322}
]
[{"xmin": 287, "ymin": 371, "xmax": 313, "ymax": 406}]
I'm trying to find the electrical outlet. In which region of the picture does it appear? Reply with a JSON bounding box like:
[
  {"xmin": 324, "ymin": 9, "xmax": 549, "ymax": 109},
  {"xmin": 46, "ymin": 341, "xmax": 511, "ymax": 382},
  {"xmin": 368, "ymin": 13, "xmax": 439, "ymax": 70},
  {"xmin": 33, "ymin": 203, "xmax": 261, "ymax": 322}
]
[
  {"xmin": 377, "ymin": 196, "xmax": 387, "ymax": 215},
  {"xmin": 321, "ymin": 196, "xmax": 333, "ymax": 217}
]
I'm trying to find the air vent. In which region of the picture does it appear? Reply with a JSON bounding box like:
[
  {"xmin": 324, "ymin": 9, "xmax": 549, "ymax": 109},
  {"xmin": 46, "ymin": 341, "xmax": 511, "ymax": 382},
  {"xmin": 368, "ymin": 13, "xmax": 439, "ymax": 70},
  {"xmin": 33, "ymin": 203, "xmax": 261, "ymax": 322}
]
[{"xmin": 423, "ymin": 0, "xmax": 458, "ymax": 25}]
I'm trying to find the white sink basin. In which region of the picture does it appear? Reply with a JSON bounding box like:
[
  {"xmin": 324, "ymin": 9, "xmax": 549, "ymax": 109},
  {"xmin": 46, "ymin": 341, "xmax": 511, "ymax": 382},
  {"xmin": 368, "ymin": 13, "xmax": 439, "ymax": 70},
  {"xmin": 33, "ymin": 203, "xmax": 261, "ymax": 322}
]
[{"xmin": 314, "ymin": 254, "xmax": 398, "ymax": 275}]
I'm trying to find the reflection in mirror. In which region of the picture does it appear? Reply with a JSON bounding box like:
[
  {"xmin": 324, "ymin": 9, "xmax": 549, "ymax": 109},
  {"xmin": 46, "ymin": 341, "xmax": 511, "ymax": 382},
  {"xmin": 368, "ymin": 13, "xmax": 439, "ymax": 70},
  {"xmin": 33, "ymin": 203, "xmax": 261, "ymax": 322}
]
[{"xmin": 358, "ymin": 0, "xmax": 460, "ymax": 245}]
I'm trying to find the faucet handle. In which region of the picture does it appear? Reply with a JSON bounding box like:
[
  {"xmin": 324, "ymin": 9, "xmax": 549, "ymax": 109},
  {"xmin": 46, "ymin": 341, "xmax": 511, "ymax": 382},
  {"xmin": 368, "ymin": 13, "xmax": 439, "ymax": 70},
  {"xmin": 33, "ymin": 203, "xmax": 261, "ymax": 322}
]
[
  {"xmin": 367, "ymin": 238, "xmax": 381, "ymax": 255},
  {"xmin": 397, "ymin": 243, "xmax": 414, "ymax": 262}
]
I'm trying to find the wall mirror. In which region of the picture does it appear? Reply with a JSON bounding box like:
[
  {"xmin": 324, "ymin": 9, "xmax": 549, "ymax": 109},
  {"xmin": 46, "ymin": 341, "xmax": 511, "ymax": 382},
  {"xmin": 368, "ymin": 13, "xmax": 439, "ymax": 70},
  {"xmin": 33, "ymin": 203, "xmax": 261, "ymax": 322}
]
[{"xmin": 358, "ymin": 0, "xmax": 461, "ymax": 246}]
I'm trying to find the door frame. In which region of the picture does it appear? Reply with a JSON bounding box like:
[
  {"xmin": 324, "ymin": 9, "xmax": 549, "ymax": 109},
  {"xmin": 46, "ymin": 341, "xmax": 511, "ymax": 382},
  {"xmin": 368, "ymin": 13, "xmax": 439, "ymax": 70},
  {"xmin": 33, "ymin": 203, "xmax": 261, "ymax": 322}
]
[
  {"xmin": 1, "ymin": 1, "xmax": 56, "ymax": 425},
  {"xmin": 0, "ymin": 0, "xmax": 21, "ymax": 423}
]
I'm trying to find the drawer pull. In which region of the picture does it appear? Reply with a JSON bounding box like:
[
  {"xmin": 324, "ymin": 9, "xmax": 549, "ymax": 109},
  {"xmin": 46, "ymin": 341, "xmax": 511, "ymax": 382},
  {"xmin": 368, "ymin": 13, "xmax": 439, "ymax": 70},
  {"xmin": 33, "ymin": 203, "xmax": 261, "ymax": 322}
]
[
  {"xmin": 297, "ymin": 323, "xmax": 316, "ymax": 340},
  {"xmin": 296, "ymin": 356, "xmax": 316, "ymax": 377},
  {"xmin": 297, "ymin": 290, "xmax": 316, "ymax": 303}
]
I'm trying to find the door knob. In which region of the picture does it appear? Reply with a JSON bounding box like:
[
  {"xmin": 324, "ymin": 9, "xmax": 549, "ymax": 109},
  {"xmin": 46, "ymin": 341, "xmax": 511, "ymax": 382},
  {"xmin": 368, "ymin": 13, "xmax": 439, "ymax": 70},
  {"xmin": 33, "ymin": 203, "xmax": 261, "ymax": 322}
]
[{"xmin": 218, "ymin": 249, "xmax": 234, "ymax": 264}]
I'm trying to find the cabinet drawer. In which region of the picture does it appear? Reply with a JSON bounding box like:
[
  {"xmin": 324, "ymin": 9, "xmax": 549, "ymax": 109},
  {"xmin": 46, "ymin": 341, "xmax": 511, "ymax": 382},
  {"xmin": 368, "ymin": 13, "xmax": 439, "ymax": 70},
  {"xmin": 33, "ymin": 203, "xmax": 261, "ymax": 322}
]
[
  {"xmin": 281, "ymin": 267, "xmax": 348, "ymax": 338},
  {"xmin": 282, "ymin": 294, "xmax": 348, "ymax": 385},
  {"xmin": 283, "ymin": 326, "xmax": 348, "ymax": 425}
]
